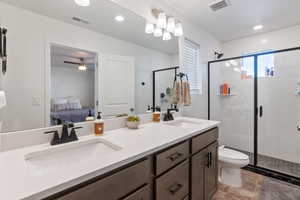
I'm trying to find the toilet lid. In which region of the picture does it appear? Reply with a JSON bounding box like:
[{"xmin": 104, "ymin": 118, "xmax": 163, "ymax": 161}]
[{"xmin": 219, "ymin": 148, "xmax": 248, "ymax": 160}]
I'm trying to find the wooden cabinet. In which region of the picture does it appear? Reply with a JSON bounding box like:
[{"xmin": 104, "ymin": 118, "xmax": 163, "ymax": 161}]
[
  {"xmin": 156, "ymin": 161, "xmax": 189, "ymax": 200},
  {"xmin": 57, "ymin": 159, "xmax": 151, "ymax": 200},
  {"xmin": 155, "ymin": 141, "xmax": 189, "ymax": 176},
  {"xmin": 191, "ymin": 142, "xmax": 218, "ymax": 200},
  {"xmin": 50, "ymin": 128, "xmax": 219, "ymax": 200},
  {"xmin": 122, "ymin": 185, "xmax": 151, "ymax": 200}
]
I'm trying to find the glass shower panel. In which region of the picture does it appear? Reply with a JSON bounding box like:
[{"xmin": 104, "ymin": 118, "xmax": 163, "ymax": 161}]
[
  {"xmin": 155, "ymin": 69, "xmax": 176, "ymax": 112},
  {"xmin": 210, "ymin": 58, "xmax": 255, "ymax": 164},
  {"xmin": 257, "ymin": 50, "xmax": 300, "ymax": 177}
]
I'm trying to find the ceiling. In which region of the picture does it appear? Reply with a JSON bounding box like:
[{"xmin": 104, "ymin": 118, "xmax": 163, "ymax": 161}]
[
  {"xmin": 0, "ymin": 0, "xmax": 178, "ymax": 54},
  {"xmin": 160, "ymin": 0, "xmax": 300, "ymax": 42},
  {"xmin": 51, "ymin": 45, "xmax": 97, "ymax": 70}
]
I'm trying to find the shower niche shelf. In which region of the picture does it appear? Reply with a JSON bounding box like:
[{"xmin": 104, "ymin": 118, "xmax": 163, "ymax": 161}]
[{"xmin": 217, "ymin": 94, "xmax": 236, "ymax": 97}]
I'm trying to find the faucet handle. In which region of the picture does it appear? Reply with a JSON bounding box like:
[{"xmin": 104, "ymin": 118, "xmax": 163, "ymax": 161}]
[
  {"xmin": 69, "ymin": 127, "xmax": 82, "ymax": 142},
  {"xmin": 44, "ymin": 130, "xmax": 60, "ymax": 146}
]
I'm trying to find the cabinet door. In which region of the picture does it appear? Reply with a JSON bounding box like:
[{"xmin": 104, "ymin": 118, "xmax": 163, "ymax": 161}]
[
  {"xmin": 191, "ymin": 149, "xmax": 207, "ymax": 200},
  {"xmin": 205, "ymin": 142, "xmax": 218, "ymax": 200}
]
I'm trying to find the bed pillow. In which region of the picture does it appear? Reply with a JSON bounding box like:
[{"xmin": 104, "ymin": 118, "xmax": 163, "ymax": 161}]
[
  {"xmin": 67, "ymin": 97, "xmax": 82, "ymax": 110},
  {"xmin": 51, "ymin": 98, "xmax": 69, "ymax": 112}
]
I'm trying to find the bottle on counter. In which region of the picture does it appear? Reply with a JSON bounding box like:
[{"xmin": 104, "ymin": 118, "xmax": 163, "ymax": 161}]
[
  {"xmin": 85, "ymin": 109, "xmax": 95, "ymax": 121},
  {"xmin": 152, "ymin": 107, "xmax": 161, "ymax": 122},
  {"xmin": 95, "ymin": 112, "xmax": 104, "ymax": 136}
]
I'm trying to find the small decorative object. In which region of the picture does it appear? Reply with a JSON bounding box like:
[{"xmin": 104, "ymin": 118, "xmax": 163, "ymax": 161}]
[
  {"xmin": 126, "ymin": 116, "xmax": 140, "ymax": 129},
  {"xmin": 126, "ymin": 108, "xmax": 140, "ymax": 129}
]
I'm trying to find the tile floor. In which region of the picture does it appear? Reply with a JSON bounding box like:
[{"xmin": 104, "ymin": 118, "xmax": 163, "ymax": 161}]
[{"xmin": 212, "ymin": 170, "xmax": 300, "ymax": 200}]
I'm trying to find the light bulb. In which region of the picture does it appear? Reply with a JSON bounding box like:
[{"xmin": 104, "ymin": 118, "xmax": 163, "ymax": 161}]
[
  {"xmin": 74, "ymin": 0, "xmax": 90, "ymax": 7},
  {"xmin": 163, "ymin": 31, "xmax": 171, "ymax": 41},
  {"xmin": 78, "ymin": 64, "xmax": 87, "ymax": 71},
  {"xmin": 145, "ymin": 22, "xmax": 154, "ymax": 34},
  {"xmin": 157, "ymin": 12, "xmax": 167, "ymax": 29},
  {"xmin": 174, "ymin": 22, "xmax": 183, "ymax": 36},
  {"xmin": 166, "ymin": 17, "xmax": 176, "ymax": 33},
  {"xmin": 154, "ymin": 27, "xmax": 163, "ymax": 37},
  {"xmin": 115, "ymin": 15, "xmax": 125, "ymax": 22}
]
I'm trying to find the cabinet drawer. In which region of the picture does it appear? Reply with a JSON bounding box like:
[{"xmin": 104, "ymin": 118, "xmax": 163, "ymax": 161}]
[
  {"xmin": 192, "ymin": 128, "xmax": 218, "ymax": 154},
  {"xmin": 156, "ymin": 141, "xmax": 189, "ymax": 175},
  {"xmin": 122, "ymin": 185, "xmax": 150, "ymax": 200},
  {"xmin": 58, "ymin": 159, "xmax": 151, "ymax": 200},
  {"xmin": 156, "ymin": 161, "xmax": 189, "ymax": 200}
]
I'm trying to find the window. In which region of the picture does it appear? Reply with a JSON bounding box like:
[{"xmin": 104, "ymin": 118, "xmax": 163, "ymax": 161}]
[
  {"xmin": 242, "ymin": 51, "xmax": 275, "ymax": 78},
  {"xmin": 182, "ymin": 38, "xmax": 202, "ymax": 94}
]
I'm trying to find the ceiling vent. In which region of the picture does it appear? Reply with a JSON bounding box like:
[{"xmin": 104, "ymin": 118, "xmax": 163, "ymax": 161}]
[
  {"xmin": 72, "ymin": 17, "xmax": 90, "ymax": 24},
  {"xmin": 209, "ymin": 0, "xmax": 230, "ymax": 11}
]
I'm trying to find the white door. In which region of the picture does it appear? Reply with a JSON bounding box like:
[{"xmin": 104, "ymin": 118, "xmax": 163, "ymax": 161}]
[{"xmin": 98, "ymin": 54, "xmax": 135, "ymax": 117}]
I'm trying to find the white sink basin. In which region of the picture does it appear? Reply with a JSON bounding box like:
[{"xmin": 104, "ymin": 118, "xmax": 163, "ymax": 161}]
[
  {"xmin": 25, "ymin": 138, "xmax": 122, "ymax": 174},
  {"xmin": 164, "ymin": 119, "xmax": 202, "ymax": 129}
]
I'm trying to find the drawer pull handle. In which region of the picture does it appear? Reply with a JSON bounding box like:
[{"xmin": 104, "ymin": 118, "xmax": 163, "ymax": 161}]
[
  {"xmin": 207, "ymin": 152, "xmax": 212, "ymax": 168},
  {"xmin": 168, "ymin": 183, "xmax": 183, "ymax": 195},
  {"xmin": 168, "ymin": 152, "xmax": 183, "ymax": 161}
]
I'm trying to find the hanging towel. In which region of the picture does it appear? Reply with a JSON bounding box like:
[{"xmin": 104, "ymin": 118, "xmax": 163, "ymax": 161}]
[
  {"xmin": 170, "ymin": 81, "xmax": 181, "ymax": 105},
  {"xmin": 182, "ymin": 82, "xmax": 191, "ymax": 106}
]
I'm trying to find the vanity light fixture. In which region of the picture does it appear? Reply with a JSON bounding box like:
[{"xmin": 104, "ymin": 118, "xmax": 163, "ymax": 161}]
[
  {"xmin": 253, "ymin": 24, "xmax": 263, "ymax": 30},
  {"xmin": 145, "ymin": 9, "xmax": 183, "ymax": 40},
  {"xmin": 115, "ymin": 15, "xmax": 125, "ymax": 22},
  {"xmin": 154, "ymin": 27, "xmax": 163, "ymax": 37},
  {"xmin": 74, "ymin": 0, "xmax": 90, "ymax": 7},
  {"xmin": 163, "ymin": 31, "xmax": 171, "ymax": 41},
  {"xmin": 157, "ymin": 12, "xmax": 167, "ymax": 29},
  {"xmin": 145, "ymin": 22, "xmax": 154, "ymax": 34},
  {"xmin": 166, "ymin": 17, "xmax": 176, "ymax": 33},
  {"xmin": 174, "ymin": 22, "xmax": 183, "ymax": 37}
]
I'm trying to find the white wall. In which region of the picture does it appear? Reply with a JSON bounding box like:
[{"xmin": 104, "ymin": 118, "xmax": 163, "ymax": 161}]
[
  {"xmin": 0, "ymin": 2, "xmax": 174, "ymax": 132},
  {"xmin": 112, "ymin": 0, "xmax": 221, "ymax": 119},
  {"xmin": 51, "ymin": 66, "xmax": 95, "ymax": 108},
  {"xmin": 180, "ymin": 24, "xmax": 221, "ymax": 119},
  {"xmin": 222, "ymin": 24, "xmax": 300, "ymax": 57}
]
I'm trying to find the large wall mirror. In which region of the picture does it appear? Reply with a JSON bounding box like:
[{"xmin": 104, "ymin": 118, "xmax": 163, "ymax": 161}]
[{"xmin": 0, "ymin": 0, "xmax": 179, "ymax": 133}]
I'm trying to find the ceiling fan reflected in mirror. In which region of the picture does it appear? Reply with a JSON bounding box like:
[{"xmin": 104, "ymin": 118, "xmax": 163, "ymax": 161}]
[{"xmin": 64, "ymin": 58, "xmax": 88, "ymax": 71}]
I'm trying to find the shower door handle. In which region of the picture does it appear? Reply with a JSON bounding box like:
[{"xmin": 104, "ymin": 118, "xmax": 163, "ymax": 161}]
[
  {"xmin": 259, "ymin": 106, "xmax": 263, "ymax": 117},
  {"xmin": 297, "ymin": 125, "xmax": 300, "ymax": 131}
]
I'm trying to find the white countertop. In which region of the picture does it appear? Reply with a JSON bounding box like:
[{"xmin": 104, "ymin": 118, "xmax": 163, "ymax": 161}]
[{"xmin": 0, "ymin": 117, "xmax": 220, "ymax": 200}]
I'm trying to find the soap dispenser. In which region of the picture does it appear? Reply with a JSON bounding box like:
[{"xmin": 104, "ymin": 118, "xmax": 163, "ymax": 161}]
[
  {"xmin": 85, "ymin": 109, "xmax": 94, "ymax": 121},
  {"xmin": 95, "ymin": 112, "xmax": 104, "ymax": 136}
]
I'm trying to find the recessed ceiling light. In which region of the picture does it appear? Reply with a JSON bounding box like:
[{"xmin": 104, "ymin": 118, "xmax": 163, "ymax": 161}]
[
  {"xmin": 253, "ymin": 25, "xmax": 263, "ymax": 30},
  {"xmin": 115, "ymin": 15, "xmax": 125, "ymax": 22},
  {"xmin": 74, "ymin": 0, "xmax": 90, "ymax": 7}
]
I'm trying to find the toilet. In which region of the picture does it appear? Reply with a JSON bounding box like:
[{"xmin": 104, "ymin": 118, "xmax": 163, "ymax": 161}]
[{"xmin": 218, "ymin": 146, "xmax": 249, "ymax": 187}]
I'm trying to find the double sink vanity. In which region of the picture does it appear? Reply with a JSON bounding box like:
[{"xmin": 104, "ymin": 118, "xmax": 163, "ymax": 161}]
[{"xmin": 0, "ymin": 117, "xmax": 220, "ymax": 200}]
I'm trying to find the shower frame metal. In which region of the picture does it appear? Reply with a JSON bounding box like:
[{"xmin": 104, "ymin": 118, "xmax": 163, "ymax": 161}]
[
  {"xmin": 152, "ymin": 66, "xmax": 179, "ymax": 110},
  {"xmin": 207, "ymin": 46, "xmax": 300, "ymax": 186}
]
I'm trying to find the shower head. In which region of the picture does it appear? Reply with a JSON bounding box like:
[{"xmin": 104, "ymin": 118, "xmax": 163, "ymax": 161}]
[{"xmin": 215, "ymin": 51, "xmax": 224, "ymax": 59}]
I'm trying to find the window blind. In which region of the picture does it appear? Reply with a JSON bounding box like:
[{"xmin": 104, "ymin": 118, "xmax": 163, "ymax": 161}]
[{"xmin": 182, "ymin": 38, "xmax": 202, "ymax": 94}]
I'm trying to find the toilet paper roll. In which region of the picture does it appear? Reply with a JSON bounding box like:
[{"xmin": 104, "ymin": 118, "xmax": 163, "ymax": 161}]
[{"xmin": 0, "ymin": 91, "xmax": 6, "ymax": 109}]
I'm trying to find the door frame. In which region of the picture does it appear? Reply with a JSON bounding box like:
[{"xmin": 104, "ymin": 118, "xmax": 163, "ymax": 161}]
[
  {"xmin": 207, "ymin": 46, "xmax": 300, "ymax": 185},
  {"xmin": 45, "ymin": 41, "xmax": 99, "ymax": 126}
]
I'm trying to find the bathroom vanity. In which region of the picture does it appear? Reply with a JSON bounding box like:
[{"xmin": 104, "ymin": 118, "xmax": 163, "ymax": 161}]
[
  {"xmin": 0, "ymin": 117, "xmax": 219, "ymax": 200},
  {"xmin": 48, "ymin": 122, "xmax": 219, "ymax": 200}
]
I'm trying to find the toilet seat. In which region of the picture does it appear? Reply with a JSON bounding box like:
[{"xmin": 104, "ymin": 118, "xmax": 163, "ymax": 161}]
[{"xmin": 219, "ymin": 148, "xmax": 248, "ymax": 160}]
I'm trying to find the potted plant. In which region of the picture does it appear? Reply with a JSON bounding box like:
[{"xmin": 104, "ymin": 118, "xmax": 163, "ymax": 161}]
[{"xmin": 126, "ymin": 108, "xmax": 140, "ymax": 129}]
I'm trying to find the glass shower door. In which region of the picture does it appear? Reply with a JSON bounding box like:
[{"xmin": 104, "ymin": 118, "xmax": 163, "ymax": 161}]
[
  {"xmin": 257, "ymin": 51, "xmax": 300, "ymax": 178},
  {"xmin": 210, "ymin": 57, "xmax": 255, "ymax": 164}
]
